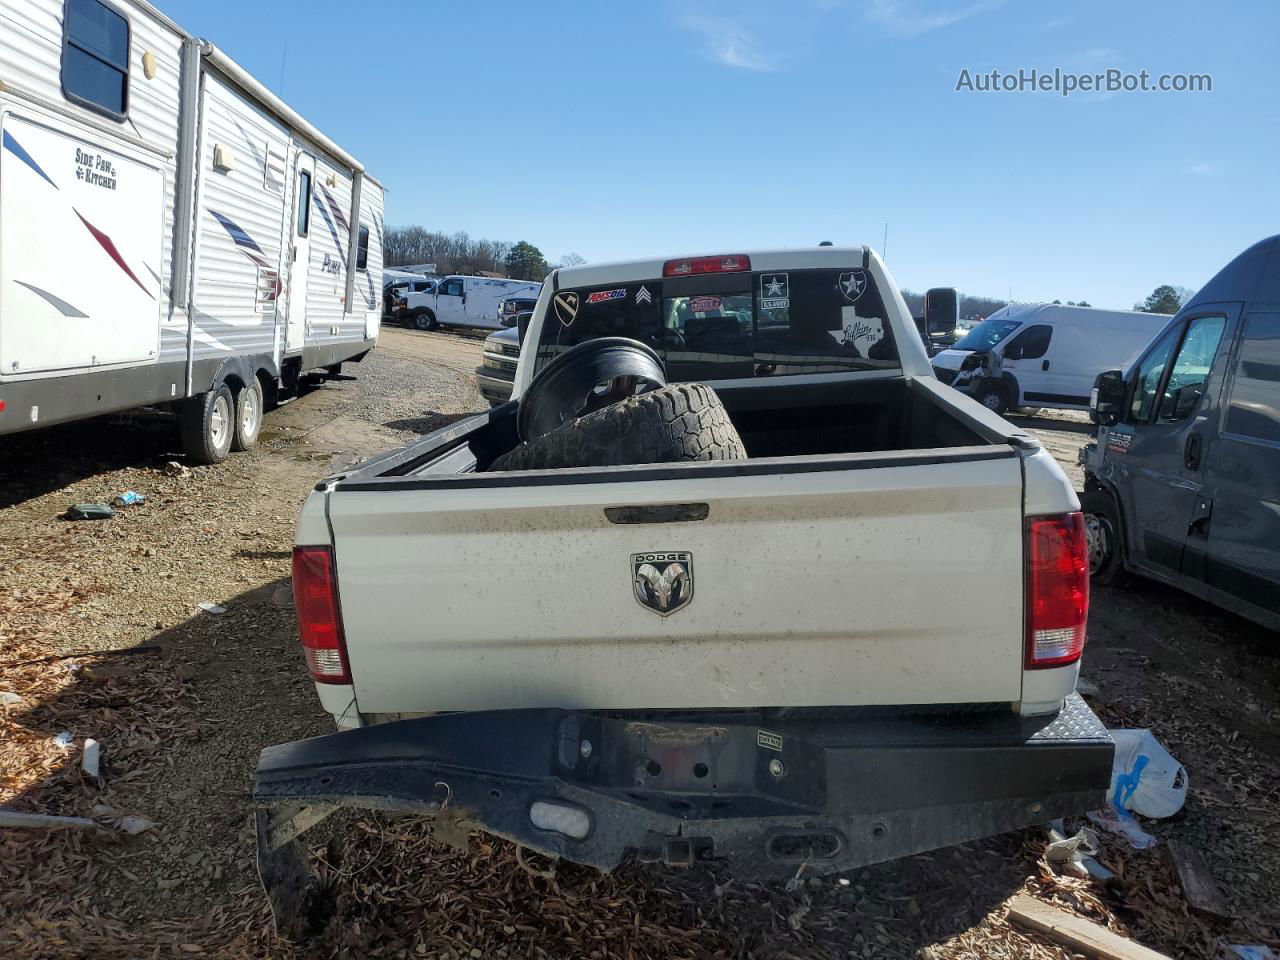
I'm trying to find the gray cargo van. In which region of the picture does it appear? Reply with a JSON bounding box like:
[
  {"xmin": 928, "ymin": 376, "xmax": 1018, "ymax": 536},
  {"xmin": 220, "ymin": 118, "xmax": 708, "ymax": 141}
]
[{"xmin": 1081, "ymin": 235, "xmax": 1280, "ymax": 632}]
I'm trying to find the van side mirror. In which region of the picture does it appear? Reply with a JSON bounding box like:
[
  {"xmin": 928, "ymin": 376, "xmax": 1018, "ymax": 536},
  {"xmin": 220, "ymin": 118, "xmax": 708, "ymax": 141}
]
[
  {"xmin": 924, "ymin": 287, "xmax": 958, "ymax": 337},
  {"xmin": 1091, "ymin": 369, "xmax": 1125, "ymax": 425}
]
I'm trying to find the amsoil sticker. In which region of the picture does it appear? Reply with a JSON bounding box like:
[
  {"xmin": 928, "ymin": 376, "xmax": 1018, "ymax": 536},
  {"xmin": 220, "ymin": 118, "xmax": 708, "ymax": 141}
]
[
  {"xmin": 838, "ymin": 269, "xmax": 867, "ymax": 303},
  {"xmin": 586, "ymin": 288, "xmax": 627, "ymax": 305},
  {"xmin": 830, "ymin": 307, "xmax": 884, "ymax": 354},
  {"xmin": 689, "ymin": 295, "xmax": 721, "ymax": 312},
  {"xmin": 760, "ymin": 273, "xmax": 789, "ymax": 310},
  {"xmin": 553, "ymin": 291, "xmax": 579, "ymax": 326},
  {"xmin": 757, "ymin": 729, "xmax": 783, "ymax": 752}
]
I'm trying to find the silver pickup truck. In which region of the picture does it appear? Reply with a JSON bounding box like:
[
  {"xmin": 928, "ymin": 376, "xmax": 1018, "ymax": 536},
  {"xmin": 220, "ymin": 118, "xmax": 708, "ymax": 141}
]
[{"xmin": 254, "ymin": 247, "xmax": 1111, "ymax": 936}]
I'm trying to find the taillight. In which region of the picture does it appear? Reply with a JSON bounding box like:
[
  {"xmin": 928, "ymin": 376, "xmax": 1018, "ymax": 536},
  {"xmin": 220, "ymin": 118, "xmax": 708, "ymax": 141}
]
[
  {"xmin": 1025, "ymin": 512, "xmax": 1089, "ymax": 669},
  {"xmin": 663, "ymin": 254, "xmax": 751, "ymax": 277},
  {"xmin": 292, "ymin": 546, "xmax": 351, "ymax": 684}
]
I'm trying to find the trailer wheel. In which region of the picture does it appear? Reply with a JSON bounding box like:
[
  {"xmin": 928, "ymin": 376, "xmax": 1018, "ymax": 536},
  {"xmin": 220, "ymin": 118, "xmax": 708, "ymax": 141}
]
[
  {"xmin": 180, "ymin": 383, "xmax": 236, "ymax": 464},
  {"xmin": 232, "ymin": 377, "xmax": 264, "ymax": 452},
  {"xmin": 489, "ymin": 382, "xmax": 746, "ymax": 472},
  {"xmin": 412, "ymin": 309, "xmax": 437, "ymax": 331},
  {"xmin": 1079, "ymin": 490, "xmax": 1126, "ymax": 586}
]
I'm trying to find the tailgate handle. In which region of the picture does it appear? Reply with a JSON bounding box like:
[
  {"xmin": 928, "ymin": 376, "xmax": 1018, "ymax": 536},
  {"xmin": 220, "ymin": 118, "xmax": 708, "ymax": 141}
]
[{"xmin": 605, "ymin": 503, "xmax": 709, "ymax": 524}]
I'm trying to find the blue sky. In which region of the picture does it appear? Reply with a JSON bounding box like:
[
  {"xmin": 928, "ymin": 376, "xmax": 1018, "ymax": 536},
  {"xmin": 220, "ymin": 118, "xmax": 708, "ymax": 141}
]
[{"xmin": 162, "ymin": 0, "xmax": 1278, "ymax": 309}]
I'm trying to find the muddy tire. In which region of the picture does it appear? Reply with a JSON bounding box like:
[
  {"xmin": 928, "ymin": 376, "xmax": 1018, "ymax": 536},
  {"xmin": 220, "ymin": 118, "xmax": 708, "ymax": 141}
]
[
  {"xmin": 180, "ymin": 383, "xmax": 235, "ymax": 465},
  {"xmin": 1080, "ymin": 489, "xmax": 1126, "ymax": 586},
  {"xmin": 490, "ymin": 382, "xmax": 746, "ymax": 472},
  {"xmin": 232, "ymin": 376, "xmax": 264, "ymax": 452}
]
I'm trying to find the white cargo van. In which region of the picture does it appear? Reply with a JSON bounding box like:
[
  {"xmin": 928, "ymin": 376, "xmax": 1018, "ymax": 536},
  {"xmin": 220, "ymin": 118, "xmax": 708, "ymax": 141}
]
[
  {"xmin": 402, "ymin": 276, "xmax": 541, "ymax": 331},
  {"xmin": 932, "ymin": 303, "xmax": 1170, "ymax": 414}
]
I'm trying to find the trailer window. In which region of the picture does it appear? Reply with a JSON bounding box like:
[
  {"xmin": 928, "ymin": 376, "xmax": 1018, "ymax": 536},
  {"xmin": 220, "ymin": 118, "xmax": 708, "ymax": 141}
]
[
  {"xmin": 62, "ymin": 0, "xmax": 130, "ymax": 119},
  {"xmin": 356, "ymin": 225, "xmax": 370, "ymax": 271},
  {"xmin": 296, "ymin": 170, "xmax": 311, "ymax": 236}
]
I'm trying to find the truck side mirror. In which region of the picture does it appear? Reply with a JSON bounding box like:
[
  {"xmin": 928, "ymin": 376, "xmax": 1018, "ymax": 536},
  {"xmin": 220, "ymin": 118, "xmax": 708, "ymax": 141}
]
[
  {"xmin": 924, "ymin": 287, "xmax": 959, "ymax": 337},
  {"xmin": 517, "ymin": 311, "xmax": 532, "ymax": 343},
  {"xmin": 1091, "ymin": 369, "xmax": 1125, "ymax": 425}
]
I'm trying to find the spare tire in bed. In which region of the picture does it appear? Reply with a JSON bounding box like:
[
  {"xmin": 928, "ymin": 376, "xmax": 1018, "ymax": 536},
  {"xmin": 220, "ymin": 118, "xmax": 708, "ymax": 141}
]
[{"xmin": 489, "ymin": 382, "xmax": 746, "ymax": 472}]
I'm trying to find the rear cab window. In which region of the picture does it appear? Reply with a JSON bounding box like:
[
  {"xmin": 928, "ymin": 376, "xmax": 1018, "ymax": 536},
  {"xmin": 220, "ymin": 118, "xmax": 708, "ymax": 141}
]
[{"xmin": 535, "ymin": 265, "xmax": 899, "ymax": 381}]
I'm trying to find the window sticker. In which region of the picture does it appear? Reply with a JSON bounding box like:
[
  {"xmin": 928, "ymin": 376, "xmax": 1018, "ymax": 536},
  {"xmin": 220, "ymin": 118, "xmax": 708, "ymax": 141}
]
[
  {"xmin": 837, "ymin": 269, "xmax": 867, "ymax": 303},
  {"xmin": 831, "ymin": 306, "xmax": 885, "ymax": 355},
  {"xmin": 689, "ymin": 295, "xmax": 722, "ymax": 313},
  {"xmin": 760, "ymin": 273, "xmax": 789, "ymax": 310},
  {"xmin": 554, "ymin": 291, "xmax": 579, "ymax": 326},
  {"xmin": 586, "ymin": 288, "xmax": 627, "ymax": 305},
  {"xmin": 635, "ymin": 285, "xmax": 652, "ymax": 305}
]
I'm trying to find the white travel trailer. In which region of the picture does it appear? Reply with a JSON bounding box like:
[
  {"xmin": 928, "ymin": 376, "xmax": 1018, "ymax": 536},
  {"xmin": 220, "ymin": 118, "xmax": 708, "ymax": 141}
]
[
  {"xmin": 0, "ymin": 0, "xmax": 385, "ymax": 462},
  {"xmin": 403, "ymin": 276, "xmax": 542, "ymax": 331},
  {"xmin": 931, "ymin": 302, "xmax": 1171, "ymax": 413}
]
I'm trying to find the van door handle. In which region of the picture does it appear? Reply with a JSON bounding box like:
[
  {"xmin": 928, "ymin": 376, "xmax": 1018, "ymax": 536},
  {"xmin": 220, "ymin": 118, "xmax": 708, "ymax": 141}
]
[
  {"xmin": 1041, "ymin": 359, "xmax": 1050, "ymax": 371},
  {"xmin": 1184, "ymin": 433, "xmax": 1202, "ymax": 470},
  {"xmin": 755, "ymin": 363, "xmax": 776, "ymax": 376}
]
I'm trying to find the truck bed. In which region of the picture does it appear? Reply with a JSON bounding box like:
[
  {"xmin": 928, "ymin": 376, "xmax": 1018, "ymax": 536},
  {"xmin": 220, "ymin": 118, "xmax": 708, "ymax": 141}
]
[{"xmin": 312, "ymin": 375, "xmax": 1042, "ymax": 719}]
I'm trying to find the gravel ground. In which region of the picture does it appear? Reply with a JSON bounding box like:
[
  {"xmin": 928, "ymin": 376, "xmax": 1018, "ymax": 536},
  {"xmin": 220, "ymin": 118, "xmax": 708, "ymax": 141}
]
[{"xmin": 2, "ymin": 333, "xmax": 1278, "ymax": 958}]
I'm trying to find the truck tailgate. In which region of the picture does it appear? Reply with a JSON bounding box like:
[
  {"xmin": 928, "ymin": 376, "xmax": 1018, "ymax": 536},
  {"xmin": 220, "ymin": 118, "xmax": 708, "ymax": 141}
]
[{"xmin": 325, "ymin": 448, "xmax": 1026, "ymax": 713}]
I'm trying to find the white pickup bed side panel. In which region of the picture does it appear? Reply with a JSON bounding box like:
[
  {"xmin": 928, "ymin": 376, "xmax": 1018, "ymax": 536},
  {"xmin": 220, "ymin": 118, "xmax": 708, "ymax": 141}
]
[{"xmin": 328, "ymin": 451, "xmax": 1026, "ymax": 713}]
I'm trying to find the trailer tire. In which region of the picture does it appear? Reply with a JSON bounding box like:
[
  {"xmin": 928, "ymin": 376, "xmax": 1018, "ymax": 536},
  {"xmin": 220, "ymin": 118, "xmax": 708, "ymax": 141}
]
[
  {"xmin": 1079, "ymin": 489, "xmax": 1126, "ymax": 586},
  {"xmin": 489, "ymin": 382, "xmax": 746, "ymax": 472},
  {"xmin": 232, "ymin": 376, "xmax": 264, "ymax": 452},
  {"xmin": 180, "ymin": 383, "xmax": 236, "ymax": 464},
  {"xmin": 412, "ymin": 309, "xmax": 437, "ymax": 331}
]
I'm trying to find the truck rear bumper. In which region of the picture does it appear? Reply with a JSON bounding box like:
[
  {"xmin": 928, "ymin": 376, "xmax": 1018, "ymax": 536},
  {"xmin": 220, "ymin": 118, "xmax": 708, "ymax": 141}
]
[{"xmin": 254, "ymin": 694, "xmax": 1110, "ymax": 935}]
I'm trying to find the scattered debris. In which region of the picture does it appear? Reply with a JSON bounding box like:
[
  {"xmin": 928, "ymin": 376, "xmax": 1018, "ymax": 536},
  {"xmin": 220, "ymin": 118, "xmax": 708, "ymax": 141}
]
[
  {"xmin": 0, "ymin": 690, "xmax": 22, "ymax": 706},
  {"xmin": 82, "ymin": 737, "xmax": 101, "ymax": 779},
  {"xmin": 1076, "ymin": 675, "xmax": 1101, "ymax": 698},
  {"xmin": 1045, "ymin": 821, "xmax": 1116, "ymax": 887},
  {"xmin": 1089, "ymin": 803, "xmax": 1158, "ymax": 850},
  {"xmin": 52, "ymin": 730, "xmax": 73, "ymax": 749},
  {"xmin": 197, "ymin": 602, "xmax": 227, "ymax": 615},
  {"xmin": 0, "ymin": 809, "xmax": 97, "ymax": 831},
  {"xmin": 1109, "ymin": 728, "xmax": 1188, "ymax": 818},
  {"xmin": 1166, "ymin": 840, "xmax": 1232, "ymax": 919},
  {"xmin": 120, "ymin": 815, "xmax": 157, "ymax": 835},
  {"xmin": 1007, "ymin": 893, "xmax": 1172, "ymax": 960},
  {"xmin": 110, "ymin": 490, "xmax": 146, "ymax": 508},
  {"xmin": 163, "ymin": 460, "xmax": 191, "ymax": 478},
  {"xmin": 1222, "ymin": 947, "xmax": 1278, "ymax": 960},
  {"xmin": 65, "ymin": 502, "xmax": 115, "ymax": 520}
]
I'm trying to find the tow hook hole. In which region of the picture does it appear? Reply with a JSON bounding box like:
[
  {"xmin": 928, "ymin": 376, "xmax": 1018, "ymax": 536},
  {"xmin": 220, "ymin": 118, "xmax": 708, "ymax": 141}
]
[
  {"xmin": 646, "ymin": 760, "xmax": 662, "ymax": 777},
  {"xmin": 489, "ymin": 789, "xmax": 502, "ymax": 800},
  {"xmin": 871, "ymin": 822, "xmax": 888, "ymax": 840},
  {"xmin": 318, "ymin": 775, "xmax": 333, "ymax": 787},
  {"xmin": 692, "ymin": 762, "xmax": 709, "ymax": 779}
]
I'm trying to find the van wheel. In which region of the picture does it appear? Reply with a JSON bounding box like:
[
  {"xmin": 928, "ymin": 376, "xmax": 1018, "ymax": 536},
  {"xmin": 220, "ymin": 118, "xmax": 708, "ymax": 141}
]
[
  {"xmin": 975, "ymin": 382, "xmax": 1009, "ymax": 415},
  {"xmin": 489, "ymin": 383, "xmax": 746, "ymax": 472},
  {"xmin": 1079, "ymin": 490, "xmax": 1126, "ymax": 586},
  {"xmin": 412, "ymin": 309, "xmax": 437, "ymax": 331},
  {"xmin": 180, "ymin": 383, "xmax": 236, "ymax": 464},
  {"xmin": 232, "ymin": 377, "xmax": 264, "ymax": 452}
]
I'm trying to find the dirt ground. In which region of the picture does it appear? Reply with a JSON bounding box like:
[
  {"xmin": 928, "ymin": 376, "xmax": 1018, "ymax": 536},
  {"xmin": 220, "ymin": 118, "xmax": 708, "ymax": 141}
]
[{"xmin": 2, "ymin": 327, "xmax": 1278, "ymax": 959}]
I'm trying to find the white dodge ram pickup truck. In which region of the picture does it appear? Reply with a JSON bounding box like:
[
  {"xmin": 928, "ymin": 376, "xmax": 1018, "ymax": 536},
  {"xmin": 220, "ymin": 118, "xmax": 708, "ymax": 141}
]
[{"xmin": 255, "ymin": 247, "xmax": 1111, "ymax": 934}]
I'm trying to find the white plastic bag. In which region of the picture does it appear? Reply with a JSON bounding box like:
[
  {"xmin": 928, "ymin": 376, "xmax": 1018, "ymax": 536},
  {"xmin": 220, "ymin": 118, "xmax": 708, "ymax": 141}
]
[{"xmin": 1109, "ymin": 728, "xmax": 1187, "ymax": 819}]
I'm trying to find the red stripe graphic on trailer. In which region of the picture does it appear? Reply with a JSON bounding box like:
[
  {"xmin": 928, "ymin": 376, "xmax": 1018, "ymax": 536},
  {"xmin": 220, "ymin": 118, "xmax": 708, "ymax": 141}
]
[{"xmin": 74, "ymin": 210, "xmax": 154, "ymax": 299}]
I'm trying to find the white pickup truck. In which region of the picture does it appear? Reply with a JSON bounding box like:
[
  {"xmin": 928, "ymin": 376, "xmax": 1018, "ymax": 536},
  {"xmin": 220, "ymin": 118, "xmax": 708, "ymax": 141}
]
[{"xmin": 255, "ymin": 247, "xmax": 1111, "ymax": 936}]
